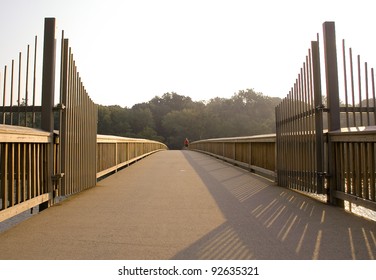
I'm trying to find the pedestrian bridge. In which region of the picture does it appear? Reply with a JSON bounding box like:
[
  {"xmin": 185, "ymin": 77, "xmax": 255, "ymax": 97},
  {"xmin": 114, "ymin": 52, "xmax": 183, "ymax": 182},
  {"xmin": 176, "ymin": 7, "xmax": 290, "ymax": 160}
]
[
  {"xmin": 1, "ymin": 18, "xmax": 376, "ymax": 260},
  {"xmin": 0, "ymin": 150, "xmax": 375, "ymax": 260}
]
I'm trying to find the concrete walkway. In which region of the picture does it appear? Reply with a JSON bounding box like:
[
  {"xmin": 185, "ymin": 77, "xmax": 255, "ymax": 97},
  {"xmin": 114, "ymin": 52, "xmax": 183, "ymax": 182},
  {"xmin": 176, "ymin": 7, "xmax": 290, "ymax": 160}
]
[{"xmin": 0, "ymin": 150, "xmax": 375, "ymax": 260}]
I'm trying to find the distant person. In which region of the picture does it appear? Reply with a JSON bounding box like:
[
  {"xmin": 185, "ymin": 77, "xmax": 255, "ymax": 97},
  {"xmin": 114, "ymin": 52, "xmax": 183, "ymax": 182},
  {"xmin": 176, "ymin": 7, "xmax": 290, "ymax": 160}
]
[{"xmin": 184, "ymin": 138, "xmax": 189, "ymax": 148}]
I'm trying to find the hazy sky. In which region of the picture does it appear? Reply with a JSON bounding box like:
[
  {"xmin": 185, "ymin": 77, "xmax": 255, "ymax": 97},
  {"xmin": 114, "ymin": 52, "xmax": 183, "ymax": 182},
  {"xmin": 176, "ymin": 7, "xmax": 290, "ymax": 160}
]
[{"xmin": 0, "ymin": 0, "xmax": 375, "ymax": 107}]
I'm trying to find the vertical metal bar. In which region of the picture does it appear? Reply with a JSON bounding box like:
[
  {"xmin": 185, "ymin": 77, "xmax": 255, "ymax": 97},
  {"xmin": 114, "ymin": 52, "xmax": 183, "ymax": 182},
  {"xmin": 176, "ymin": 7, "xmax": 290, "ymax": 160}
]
[
  {"xmin": 349, "ymin": 48, "xmax": 356, "ymax": 126},
  {"xmin": 17, "ymin": 52, "xmax": 22, "ymax": 125},
  {"xmin": 357, "ymin": 55, "xmax": 363, "ymax": 126},
  {"xmin": 84, "ymin": 91, "xmax": 88, "ymax": 188},
  {"xmin": 72, "ymin": 62, "xmax": 77, "ymax": 194},
  {"xmin": 294, "ymin": 81, "xmax": 299, "ymax": 189},
  {"xmin": 68, "ymin": 49, "xmax": 73, "ymax": 195},
  {"xmin": 2, "ymin": 66, "xmax": 7, "ymax": 124},
  {"xmin": 300, "ymin": 67, "xmax": 305, "ymax": 191},
  {"xmin": 342, "ymin": 40, "xmax": 350, "ymax": 127},
  {"xmin": 60, "ymin": 38, "xmax": 69, "ymax": 196},
  {"xmin": 74, "ymin": 65, "xmax": 78, "ymax": 194},
  {"xmin": 41, "ymin": 17, "xmax": 56, "ymax": 133},
  {"xmin": 289, "ymin": 87, "xmax": 293, "ymax": 188},
  {"xmin": 93, "ymin": 99, "xmax": 97, "ymax": 187},
  {"xmin": 24, "ymin": 45, "xmax": 30, "ymax": 126},
  {"xmin": 306, "ymin": 53, "xmax": 312, "ymax": 191},
  {"xmin": 308, "ymin": 47, "xmax": 316, "ymax": 191},
  {"xmin": 275, "ymin": 105, "xmax": 279, "ymax": 184},
  {"xmin": 300, "ymin": 67, "xmax": 306, "ymax": 191},
  {"xmin": 32, "ymin": 36, "xmax": 37, "ymax": 127},
  {"xmin": 365, "ymin": 62, "xmax": 370, "ymax": 126},
  {"xmin": 67, "ymin": 54, "xmax": 72, "ymax": 195},
  {"xmin": 78, "ymin": 75, "xmax": 82, "ymax": 191},
  {"xmin": 312, "ymin": 40, "xmax": 324, "ymax": 194},
  {"xmin": 40, "ymin": 17, "xmax": 56, "ymax": 211},
  {"xmin": 323, "ymin": 22, "xmax": 341, "ymax": 132},
  {"xmin": 285, "ymin": 95, "xmax": 289, "ymax": 188},
  {"xmin": 10, "ymin": 60, "xmax": 14, "ymax": 125},
  {"xmin": 323, "ymin": 22, "xmax": 341, "ymax": 205},
  {"xmin": 299, "ymin": 71, "xmax": 304, "ymax": 191},
  {"xmin": 372, "ymin": 68, "xmax": 376, "ymax": 125},
  {"xmin": 305, "ymin": 56, "xmax": 313, "ymax": 192}
]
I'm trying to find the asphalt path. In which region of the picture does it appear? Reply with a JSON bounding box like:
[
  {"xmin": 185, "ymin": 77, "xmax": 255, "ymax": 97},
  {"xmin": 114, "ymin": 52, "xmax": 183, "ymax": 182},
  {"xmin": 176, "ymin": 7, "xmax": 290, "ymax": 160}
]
[{"xmin": 0, "ymin": 150, "xmax": 375, "ymax": 259}]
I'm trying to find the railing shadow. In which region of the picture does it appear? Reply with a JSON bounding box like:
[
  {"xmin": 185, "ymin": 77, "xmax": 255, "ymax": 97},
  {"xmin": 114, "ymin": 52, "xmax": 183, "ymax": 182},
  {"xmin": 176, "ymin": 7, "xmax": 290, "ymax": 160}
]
[{"xmin": 173, "ymin": 151, "xmax": 376, "ymax": 260}]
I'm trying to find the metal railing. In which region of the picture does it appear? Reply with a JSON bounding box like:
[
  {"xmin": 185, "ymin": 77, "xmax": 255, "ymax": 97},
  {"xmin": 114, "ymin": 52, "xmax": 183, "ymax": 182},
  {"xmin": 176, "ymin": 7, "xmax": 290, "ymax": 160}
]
[{"xmin": 189, "ymin": 134, "xmax": 276, "ymax": 180}]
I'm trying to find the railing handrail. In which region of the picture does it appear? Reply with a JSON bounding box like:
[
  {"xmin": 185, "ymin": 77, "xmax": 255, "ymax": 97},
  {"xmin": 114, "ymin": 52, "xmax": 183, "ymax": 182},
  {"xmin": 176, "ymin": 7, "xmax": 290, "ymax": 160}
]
[
  {"xmin": 0, "ymin": 124, "xmax": 52, "ymax": 143},
  {"xmin": 191, "ymin": 127, "xmax": 376, "ymax": 144},
  {"xmin": 97, "ymin": 134, "xmax": 167, "ymax": 147},
  {"xmin": 329, "ymin": 125, "xmax": 376, "ymax": 136},
  {"xmin": 191, "ymin": 134, "xmax": 276, "ymax": 144}
]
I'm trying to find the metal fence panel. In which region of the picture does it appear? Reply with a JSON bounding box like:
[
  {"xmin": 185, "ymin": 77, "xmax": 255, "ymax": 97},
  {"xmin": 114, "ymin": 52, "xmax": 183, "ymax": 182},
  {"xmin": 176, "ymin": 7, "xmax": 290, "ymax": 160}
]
[
  {"xmin": 275, "ymin": 39, "xmax": 324, "ymax": 195},
  {"xmin": 59, "ymin": 37, "xmax": 98, "ymax": 196}
]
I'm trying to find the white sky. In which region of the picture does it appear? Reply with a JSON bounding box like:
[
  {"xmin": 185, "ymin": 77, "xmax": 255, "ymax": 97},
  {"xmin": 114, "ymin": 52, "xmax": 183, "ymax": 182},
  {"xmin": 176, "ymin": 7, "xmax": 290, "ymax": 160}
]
[{"xmin": 0, "ymin": 0, "xmax": 375, "ymax": 107}]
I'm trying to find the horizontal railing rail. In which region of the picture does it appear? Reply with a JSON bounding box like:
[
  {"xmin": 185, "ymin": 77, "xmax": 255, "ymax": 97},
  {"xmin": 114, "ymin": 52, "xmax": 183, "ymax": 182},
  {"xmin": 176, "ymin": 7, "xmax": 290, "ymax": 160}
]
[{"xmin": 189, "ymin": 134, "xmax": 276, "ymax": 180}]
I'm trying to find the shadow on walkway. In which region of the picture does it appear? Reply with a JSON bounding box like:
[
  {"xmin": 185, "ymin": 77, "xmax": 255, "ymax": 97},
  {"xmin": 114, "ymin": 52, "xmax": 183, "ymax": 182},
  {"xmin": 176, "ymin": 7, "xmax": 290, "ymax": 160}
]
[{"xmin": 173, "ymin": 151, "xmax": 376, "ymax": 260}]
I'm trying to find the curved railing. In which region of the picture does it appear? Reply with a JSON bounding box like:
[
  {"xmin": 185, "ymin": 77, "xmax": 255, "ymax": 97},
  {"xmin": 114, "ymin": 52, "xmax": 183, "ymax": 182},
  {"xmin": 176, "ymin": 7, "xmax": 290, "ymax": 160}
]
[{"xmin": 189, "ymin": 134, "xmax": 276, "ymax": 180}]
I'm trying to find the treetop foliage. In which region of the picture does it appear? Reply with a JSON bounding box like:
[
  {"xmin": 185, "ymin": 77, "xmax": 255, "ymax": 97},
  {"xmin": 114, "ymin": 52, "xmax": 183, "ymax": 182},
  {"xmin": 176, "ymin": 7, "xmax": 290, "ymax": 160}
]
[{"xmin": 97, "ymin": 89, "xmax": 281, "ymax": 149}]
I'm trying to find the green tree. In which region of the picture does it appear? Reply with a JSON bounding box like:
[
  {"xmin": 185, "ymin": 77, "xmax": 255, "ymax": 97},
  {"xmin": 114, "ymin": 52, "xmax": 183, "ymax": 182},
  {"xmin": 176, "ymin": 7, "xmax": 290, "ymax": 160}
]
[{"xmin": 96, "ymin": 89, "xmax": 281, "ymax": 149}]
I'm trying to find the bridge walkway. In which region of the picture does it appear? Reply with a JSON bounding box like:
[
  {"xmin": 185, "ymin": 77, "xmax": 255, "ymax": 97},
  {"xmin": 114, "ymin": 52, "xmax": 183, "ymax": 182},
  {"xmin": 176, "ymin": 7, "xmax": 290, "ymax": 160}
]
[{"xmin": 0, "ymin": 150, "xmax": 375, "ymax": 260}]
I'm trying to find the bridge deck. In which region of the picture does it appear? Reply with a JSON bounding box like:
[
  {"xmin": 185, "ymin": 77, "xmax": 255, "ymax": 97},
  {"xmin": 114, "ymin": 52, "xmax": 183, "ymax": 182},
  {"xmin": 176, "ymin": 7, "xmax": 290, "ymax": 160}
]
[{"xmin": 0, "ymin": 150, "xmax": 375, "ymax": 260}]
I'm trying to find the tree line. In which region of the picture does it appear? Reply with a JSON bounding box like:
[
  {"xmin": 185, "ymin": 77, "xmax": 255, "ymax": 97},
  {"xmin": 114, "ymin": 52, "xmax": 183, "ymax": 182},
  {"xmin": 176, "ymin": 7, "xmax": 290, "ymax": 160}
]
[{"xmin": 97, "ymin": 89, "xmax": 282, "ymax": 149}]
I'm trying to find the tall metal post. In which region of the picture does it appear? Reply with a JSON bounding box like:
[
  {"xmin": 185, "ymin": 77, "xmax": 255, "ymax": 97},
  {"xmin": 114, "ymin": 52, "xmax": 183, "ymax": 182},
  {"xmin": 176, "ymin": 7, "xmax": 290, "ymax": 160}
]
[
  {"xmin": 40, "ymin": 18, "xmax": 56, "ymax": 211},
  {"xmin": 311, "ymin": 40, "xmax": 324, "ymax": 194},
  {"xmin": 41, "ymin": 18, "xmax": 56, "ymax": 132},
  {"xmin": 323, "ymin": 22, "xmax": 342, "ymax": 206},
  {"xmin": 60, "ymin": 38, "xmax": 69, "ymax": 196}
]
